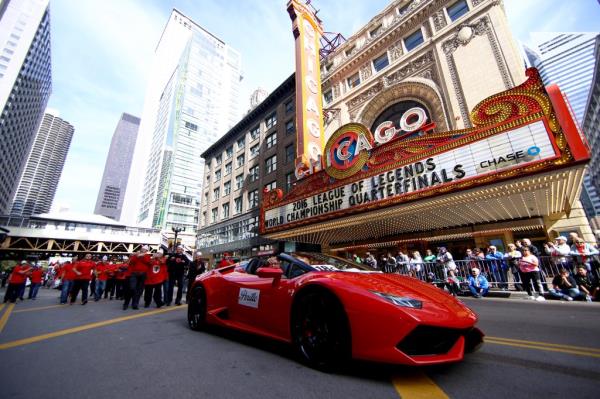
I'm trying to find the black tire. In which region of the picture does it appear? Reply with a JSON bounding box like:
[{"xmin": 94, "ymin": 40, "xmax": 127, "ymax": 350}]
[
  {"xmin": 292, "ymin": 290, "xmax": 350, "ymax": 370},
  {"xmin": 188, "ymin": 286, "xmax": 206, "ymax": 331}
]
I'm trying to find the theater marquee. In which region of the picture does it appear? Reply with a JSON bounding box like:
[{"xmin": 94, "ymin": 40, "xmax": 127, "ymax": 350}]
[{"xmin": 260, "ymin": 69, "xmax": 590, "ymax": 235}]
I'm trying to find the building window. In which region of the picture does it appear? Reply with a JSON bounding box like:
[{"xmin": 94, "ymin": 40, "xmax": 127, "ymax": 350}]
[
  {"xmin": 404, "ymin": 29, "xmax": 424, "ymax": 52},
  {"xmin": 204, "ymin": 192, "xmax": 208, "ymax": 204},
  {"xmin": 225, "ymin": 163, "xmax": 232, "ymax": 176},
  {"xmin": 215, "ymin": 155, "xmax": 222, "ymax": 166},
  {"xmin": 323, "ymin": 89, "xmax": 333, "ymax": 104},
  {"xmin": 265, "ymin": 155, "xmax": 277, "ymax": 174},
  {"xmin": 447, "ymin": 0, "xmax": 469, "ymax": 22},
  {"xmin": 224, "ymin": 181, "xmax": 231, "ymax": 196},
  {"xmin": 250, "ymin": 144, "xmax": 260, "ymax": 158},
  {"xmin": 250, "ymin": 126, "xmax": 260, "ymax": 140},
  {"xmin": 235, "ymin": 197, "xmax": 243, "ymax": 214},
  {"xmin": 237, "ymin": 137, "xmax": 245, "ymax": 149},
  {"xmin": 236, "ymin": 174, "xmax": 244, "ymax": 190},
  {"xmin": 345, "ymin": 44, "xmax": 356, "ymax": 57},
  {"xmin": 285, "ymin": 100, "xmax": 294, "ymax": 114},
  {"xmin": 264, "ymin": 181, "xmax": 276, "ymax": 191},
  {"xmin": 285, "ymin": 144, "xmax": 294, "ymax": 164},
  {"xmin": 398, "ymin": 3, "xmax": 410, "ymax": 15},
  {"xmin": 250, "ymin": 165, "xmax": 259, "ymax": 182},
  {"xmin": 369, "ymin": 24, "xmax": 382, "ymax": 38},
  {"xmin": 202, "ymin": 211, "xmax": 207, "ymax": 225},
  {"xmin": 213, "ymin": 188, "xmax": 220, "ymax": 201},
  {"xmin": 225, "ymin": 146, "xmax": 233, "ymax": 159},
  {"xmin": 286, "ymin": 120, "xmax": 295, "ymax": 135},
  {"xmin": 248, "ymin": 190, "xmax": 259, "ymax": 208},
  {"xmin": 222, "ymin": 203, "xmax": 230, "ymax": 219},
  {"xmin": 347, "ymin": 72, "xmax": 360, "ymax": 89},
  {"xmin": 373, "ymin": 53, "xmax": 389, "ymax": 72},
  {"xmin": 265, "ymin": 112, "xmax": 277, "ymax": 129},
  {"xmin": 286, "ymin": 172, "xmax": 294, "ymax": 192},
  {"xmin": 215, "ymin": 170, "xmax": 221, "ymax": 181},
  {"xmin": 266, "ymin": 133, "xmax": 277, "ymax": 149},
  {"xmin": 185, "ymin": 121, "xmax": 198, "ymax": 131},
  {"xmin": 211, "ymin": 208, "xmax": 218, "ymax": 223},
  {"xmin": 237, "ymin": 154, "xmax": 245, "ymax": 168}
]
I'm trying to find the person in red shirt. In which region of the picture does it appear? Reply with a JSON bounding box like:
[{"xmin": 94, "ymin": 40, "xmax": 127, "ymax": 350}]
[
  {"xmin": 144, "ymin": 250, "xmax": 167, "ymax": 308},
  {"xmin": 94, "ymin": 255, "xmax": 110, "ymax": 301},
  {"xmin": 218, "ymin": 253, "xmax": 235, "ymax": 268},
  {"xmin": 114, "ymin": 257, "xmax": 129, "ymax": 300},
  {"xmin": 124, "ymin": 246, "xmax": 152, "ymax": 310},
  {"xmin": 28, "ymin": 264, "xmax": 44, "ymax": 300},
  {"xmin": 59, "ymin": 260, "xmax": 76, "ymax": 304},
  {"xmin": 70, "ymin": 253, "xmax": 95, "ymax": 305},
  {"xmin": 3, "ymin": 261, "xmax": 32, "ymax": 303},
  {"xmin": 104, "ymin": 258, "xmax": 118, "ymax": 300}
]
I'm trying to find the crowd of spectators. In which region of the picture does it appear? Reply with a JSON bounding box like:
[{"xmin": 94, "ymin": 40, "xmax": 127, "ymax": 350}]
[{"xmin": 348, "ymin": 233, "xmax": 600, "ymax": 302}]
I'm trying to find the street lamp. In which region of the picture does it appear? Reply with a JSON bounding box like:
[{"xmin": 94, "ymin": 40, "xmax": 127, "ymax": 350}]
[{"xmin": 172, "ymin": 226, "xmax": 184, "ymax": 249}]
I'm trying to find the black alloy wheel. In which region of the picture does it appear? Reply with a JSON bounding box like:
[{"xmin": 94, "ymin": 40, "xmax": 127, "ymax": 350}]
[
  {"xmin": 292, "ymin": 291, "xmax": 350, "ymax": 371},
  {"xmin": 188, "ymin": 286, "xmax": 206, "ymax": 331}
]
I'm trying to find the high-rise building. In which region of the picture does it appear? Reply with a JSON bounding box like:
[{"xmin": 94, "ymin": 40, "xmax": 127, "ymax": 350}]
[
  {"xmin": 94, "ymin": 113, "xmax": 141, "ymax": 220},
  {"xmin": 581, "ymin": 35, "xmax": 600, "ymax": 231},
  {"xmin": 531, "ymin": 32, "xmax": 600, "ymax": 229},
  {"xmin": 122, "ymin": 9, "xmax": 242, "ymax": 245},
  {"xmin": 10, "ymin": 109, "xmax": 74, "ymax": 216},
  {"xmin": 0, "ymin": 0, "xmax": 52, "ymax": 214}
]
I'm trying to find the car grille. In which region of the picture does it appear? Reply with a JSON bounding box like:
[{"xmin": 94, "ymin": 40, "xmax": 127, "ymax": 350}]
[{"xmin": 397, "ymin": 326, "xmax": 470, "ymax": 356}]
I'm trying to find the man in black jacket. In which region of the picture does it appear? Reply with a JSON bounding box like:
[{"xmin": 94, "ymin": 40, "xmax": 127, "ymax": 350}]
[
  {"xmin": 186, "ymin": 251, "xmax": 206, "ymax": 302},
  {"xmin": 166, "ymin": 246, "xmax": 190, "ymax": 306}
]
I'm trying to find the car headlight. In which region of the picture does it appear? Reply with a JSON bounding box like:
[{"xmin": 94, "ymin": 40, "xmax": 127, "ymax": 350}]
[{"xmin": 370, "ymin": 291, "xmax": 423, "ymax": 309}]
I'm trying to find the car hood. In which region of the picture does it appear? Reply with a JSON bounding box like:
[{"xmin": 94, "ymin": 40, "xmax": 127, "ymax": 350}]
[{"xmin": 316, "ymin": 271, "xmax": 477, "ymax": 325}]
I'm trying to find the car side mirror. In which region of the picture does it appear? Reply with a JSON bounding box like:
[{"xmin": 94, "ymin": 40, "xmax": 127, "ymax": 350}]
[{"xmin": 256, "ymin": 267, "xmax": 283, "ymax": 282}]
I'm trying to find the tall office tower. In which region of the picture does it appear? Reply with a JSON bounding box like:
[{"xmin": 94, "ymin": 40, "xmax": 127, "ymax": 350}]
[
  {"xmin": 122, "ymin": 9, "xmax": 242, "ymax": 243},
  {"xmin": 581, "ymin": 35, "xmax": 600, "ymax": 230},
  {"xmin": 0, "ymin": 0, "xmax": 52, "ymax": 213},
  {"xmin": 94, "ymin": 113, "xmax": 141, "ymax": 220},
  {"xmin": 10, "ymin": 110, "xmax": 74, "ymax": 216},
  {"xmin": 531, "ymin": 32, "xmax": 600, "ymax": 226}
]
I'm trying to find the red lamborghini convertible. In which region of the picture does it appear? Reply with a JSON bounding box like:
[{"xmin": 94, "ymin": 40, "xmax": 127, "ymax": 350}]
[{"xmin": 188, "ymin": 252, "xmax": 483, "ymax": 369}]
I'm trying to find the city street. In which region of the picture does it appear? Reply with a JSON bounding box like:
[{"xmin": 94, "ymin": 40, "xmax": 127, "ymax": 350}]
[{"xmin": 0, "ymin": 288, "xmax": 598, "ymax": 399}]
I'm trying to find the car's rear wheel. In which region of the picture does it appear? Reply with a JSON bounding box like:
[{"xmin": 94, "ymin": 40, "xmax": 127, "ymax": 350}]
[
  {"xmin": 292, "ymin": 290, "xmax": 350, "ymax": 370},
  {"xmin": 188, "ymin": 286, "xmax": 206, "ymax": 331}
]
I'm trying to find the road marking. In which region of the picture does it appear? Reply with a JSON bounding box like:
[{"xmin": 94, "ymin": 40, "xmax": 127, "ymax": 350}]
[
  {"xmin": 0, "ymin": 303, "xmax": 6, "ymax": 313},
  {"xmin": 486, "ymin": 336, "xmax": 600, "ymax": 354},
  {"xmin": 486, "ymin": 338, "xmax": 600, "ymax": 358},
  {"xmin": 392, "ymin": 372, "xmax": 449, "ymax": 399},
  {"xmin": 13, "ymin": 304, "xmax": 65, "ymax": 314},
  {"xmin": 0, "ymin": 303, "xmax": 15, "ymax": 333},
  {"xmin": 0, "ymin": 305, "xmax": 186, "ymax": 350}
]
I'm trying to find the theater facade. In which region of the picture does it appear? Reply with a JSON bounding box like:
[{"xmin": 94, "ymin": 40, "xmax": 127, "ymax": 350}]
[{"xmin": 259, "ymin": 0, "xmax": 595, "ymax": 256}]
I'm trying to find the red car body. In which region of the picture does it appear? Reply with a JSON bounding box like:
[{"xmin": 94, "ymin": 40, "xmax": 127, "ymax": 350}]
[{"xmin": 189, "ymin": 252, "xmax": 483, "ymax": 367}]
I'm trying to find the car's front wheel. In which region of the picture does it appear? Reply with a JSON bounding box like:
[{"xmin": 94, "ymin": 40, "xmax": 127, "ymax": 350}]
[
  {"xmin": 188, "ymin": 286, "xmax": 206, "ymax": 331},
  {"xmin": 292, "ymin": 290, "xmax": 350, "ymax": 370}
]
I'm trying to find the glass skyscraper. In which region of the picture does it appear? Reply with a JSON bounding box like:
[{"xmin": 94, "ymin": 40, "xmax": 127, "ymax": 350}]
[
  {"xmin": 10, "ymin": 110, "xmax": 74, "ymax": 216},
  {"xmin": 0, "ymin": 0, "xmax": 52, "ymax": 214},
  {"xmin": 94, "ymin": 113, "xmax": 140, "ymax": 220},
  {"xmin": 122, "ymin": 9, "xmax": 241, "ymax": 243}
]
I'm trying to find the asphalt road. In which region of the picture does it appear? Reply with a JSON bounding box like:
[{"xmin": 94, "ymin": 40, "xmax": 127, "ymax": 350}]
[{"xmin": 0, "ymin": 288, "xmax": 598, "ymax": 399}]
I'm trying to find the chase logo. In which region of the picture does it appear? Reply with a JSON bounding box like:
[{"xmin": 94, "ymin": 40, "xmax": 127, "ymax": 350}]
[{"xmin": 479, "ymin": 146, "xmax": 541, "ymax": 171}]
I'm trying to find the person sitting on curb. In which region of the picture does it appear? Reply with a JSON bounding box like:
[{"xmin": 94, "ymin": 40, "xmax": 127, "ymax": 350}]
[
  {"xmin": 573, "ymin": 266, "xmax": 598, "ymax": 302},
  {"xmin": 548, "ymin": 268, "xmax": 582, "ymax": 301},
  {"xmin": 467, "ymin": 268, "xmax": 489, "ymax": 298}
]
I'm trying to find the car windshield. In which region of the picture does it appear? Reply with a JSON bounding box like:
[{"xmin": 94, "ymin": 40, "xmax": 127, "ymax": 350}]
[{"xmin": 291, "ymin": 252, "xmax": 376, "ymax": 272}]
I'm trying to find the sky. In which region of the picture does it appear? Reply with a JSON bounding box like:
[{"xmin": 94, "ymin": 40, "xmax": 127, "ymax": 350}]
[{"xmin": 48, "ymin": 0, "xmax": 600, "ymax": 216}]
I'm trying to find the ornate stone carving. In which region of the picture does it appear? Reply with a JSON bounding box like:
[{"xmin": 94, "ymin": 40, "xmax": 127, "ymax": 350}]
[
  {"xmin": 472, "ymin": 0, "xmax": 486, "ymax": 6},
  {"xmin": 432, "ymin": 9, "xmax": 448, "ymax": 31},
  {"xmin": 346, "ymin": 81, "xmax": 384, "ymax": 110},
  {"xmin": 323, "ymin": 108, "xmax": 341, "ymax": 127},
  {"xmin": 388, "ymin": 41, "xmax": 404, "ymax": 62},
  {"xmin": 332, "ymin": 83, "xmax": 341, "ymax": 98},
  {"xmin": 385, "ymin": 51, "xmax": 434, "ymax": 87},
  {"xmin": 360, "ymin": 64, "xmax": 373, "ymax": 81}
]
